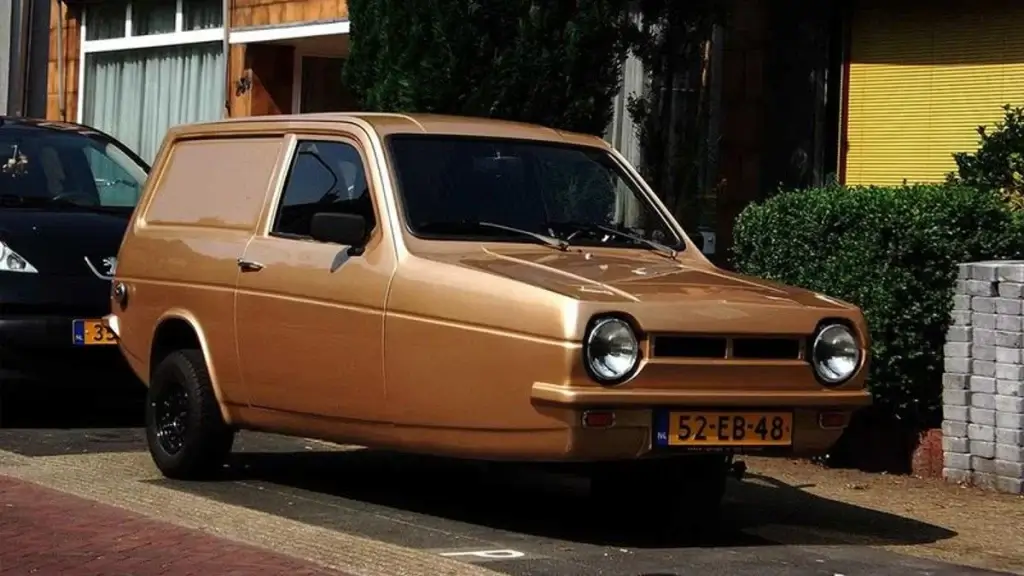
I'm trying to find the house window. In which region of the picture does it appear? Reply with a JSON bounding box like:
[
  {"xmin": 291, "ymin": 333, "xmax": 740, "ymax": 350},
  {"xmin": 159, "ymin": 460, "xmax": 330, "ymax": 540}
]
[{"xmin": 80, "ymin": 0, "xmax": 225, "ymax": 163}]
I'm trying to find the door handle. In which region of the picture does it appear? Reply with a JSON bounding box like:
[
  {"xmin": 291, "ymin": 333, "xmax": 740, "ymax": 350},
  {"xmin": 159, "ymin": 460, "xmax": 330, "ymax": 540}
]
[{"xmin": 237, "ymin": 258, "xmax": 264, "ymax": 272}]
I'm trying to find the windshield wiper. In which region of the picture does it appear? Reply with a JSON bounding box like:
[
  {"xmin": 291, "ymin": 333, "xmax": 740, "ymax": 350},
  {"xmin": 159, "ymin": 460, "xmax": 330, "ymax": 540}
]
[
  {"xmin": 416, "ymin": 220, "xmax": 570, "ymax": 251},
  {"xmin": 478, "ymin": 221, "xmax": 570, "ymax": 251},
  {"xmin": 560, "ymin": 222, "xmax": 678, "ymax": 259}
]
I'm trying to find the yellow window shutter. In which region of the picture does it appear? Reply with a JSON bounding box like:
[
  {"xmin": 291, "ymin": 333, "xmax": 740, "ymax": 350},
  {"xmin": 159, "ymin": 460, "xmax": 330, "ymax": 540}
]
[{"xmin": 844, "ymin": 0, "xmax": 1024, "ymax": 186}]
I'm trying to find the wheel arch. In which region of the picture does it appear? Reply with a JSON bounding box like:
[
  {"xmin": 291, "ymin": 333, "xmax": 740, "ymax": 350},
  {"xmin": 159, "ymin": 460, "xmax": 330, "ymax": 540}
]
[{"xmin": 150, "ymin": 310, "xmax": 233, "ymax": 424}]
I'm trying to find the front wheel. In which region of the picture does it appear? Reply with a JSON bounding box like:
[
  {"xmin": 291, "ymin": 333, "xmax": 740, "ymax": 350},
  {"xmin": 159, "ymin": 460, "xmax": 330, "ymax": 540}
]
[
  {"xmin": 590, "ymin": 455, "xmax": 730, "ymax": 536},
  {"xmin": 145, "ymin": 349, "xmax": 235, "ymax": 480}
]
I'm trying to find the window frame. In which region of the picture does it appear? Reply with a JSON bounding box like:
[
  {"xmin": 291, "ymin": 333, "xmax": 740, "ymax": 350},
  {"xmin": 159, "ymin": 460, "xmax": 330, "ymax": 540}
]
[
  {"xmin": 78, "ymin": 0, "xmax": 226, "ymax": 125},
  {"xmin": 268, "ymin": 136, "xmax": 379, "ymax": 244}
]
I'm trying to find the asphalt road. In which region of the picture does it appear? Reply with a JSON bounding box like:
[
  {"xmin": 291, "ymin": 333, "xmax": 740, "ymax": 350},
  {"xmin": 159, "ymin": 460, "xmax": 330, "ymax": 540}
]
[{"xmin": 0, "ymin": 424, "xmax": 1012, "ymax": 576}]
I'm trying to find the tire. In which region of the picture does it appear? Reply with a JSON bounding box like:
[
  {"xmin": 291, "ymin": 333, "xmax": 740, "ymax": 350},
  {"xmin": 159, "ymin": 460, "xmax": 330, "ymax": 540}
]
[
  {"xmin": 145, "ymin": 349, "xmax": 235, "ymax": 480},
  {"xmin": 590, "ymin": 455, "xmax": 729, "ymax": 536}
]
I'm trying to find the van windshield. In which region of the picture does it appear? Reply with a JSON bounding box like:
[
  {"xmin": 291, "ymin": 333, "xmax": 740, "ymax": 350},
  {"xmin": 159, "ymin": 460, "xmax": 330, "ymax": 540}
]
[
  {"xmin": 384, "ymin": 134, "xmax": 683, "ymax": 251},
  {"xmin": 0, "ymin": 124, "xmax": 149, "ymax": 213}
]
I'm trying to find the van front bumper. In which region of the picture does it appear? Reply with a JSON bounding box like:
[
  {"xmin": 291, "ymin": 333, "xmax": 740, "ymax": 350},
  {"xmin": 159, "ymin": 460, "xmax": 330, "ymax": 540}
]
[
  {"xmin": 530, "ymin": 382, "xmax": 872, "ymax": 408},
  {"xmin": 529, "ymin": 382, "xmax": 872, "ymax": 461}
]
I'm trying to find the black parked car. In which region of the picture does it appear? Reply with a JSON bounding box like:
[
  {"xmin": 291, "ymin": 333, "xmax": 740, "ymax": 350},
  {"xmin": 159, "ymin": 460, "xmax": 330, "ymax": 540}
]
[{"xmin": 0, "ymin": 117, "xmax": 149, "ymax": 418}]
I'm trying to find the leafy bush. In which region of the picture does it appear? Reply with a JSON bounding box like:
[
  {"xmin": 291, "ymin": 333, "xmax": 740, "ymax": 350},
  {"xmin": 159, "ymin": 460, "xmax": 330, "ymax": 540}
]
[
  {"xmin": 950, "ymin": 104, "xmax": 1024, "ymax": 210},
  {"xmin": 732, "ymin": 183, "xmax": 1024, "ymax": 427}
]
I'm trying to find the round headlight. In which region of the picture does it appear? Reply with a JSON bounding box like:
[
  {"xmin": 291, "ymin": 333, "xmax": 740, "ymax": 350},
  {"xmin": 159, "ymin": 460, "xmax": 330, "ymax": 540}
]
[
  {"xmin": 585, "ymin": 317, "xmax": 639, "ymax": 383},
  {"xmin": 812, "ymin": 324, "xmax": 861, "ymax": 384}
]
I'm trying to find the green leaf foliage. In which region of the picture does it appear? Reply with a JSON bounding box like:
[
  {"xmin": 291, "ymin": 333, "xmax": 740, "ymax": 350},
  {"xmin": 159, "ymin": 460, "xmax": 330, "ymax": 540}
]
[
  {"xmin": 949, "ymin": 104, "xmax": 1024, "ymax": 211},
  {"xmin": 732, "ymin": 183, "xmax": 1024, "ymax": 426},
  {"xmin": 343, "ymin": 0, "xmax": 635, "ymax": 135}
]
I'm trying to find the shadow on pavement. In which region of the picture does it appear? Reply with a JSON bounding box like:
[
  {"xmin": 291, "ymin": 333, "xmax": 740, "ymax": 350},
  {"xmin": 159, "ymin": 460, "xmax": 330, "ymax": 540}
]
[
  {"xmin": 0, "ymin": 377, "xmax": 145, "ymax": 429},
  {"xmin": 186, "ymin": 447, "xmax": 958, "ymax": 550},
  {"xmin": 0, "ymin": 424, "xmax": 959, "ymax": 551}
]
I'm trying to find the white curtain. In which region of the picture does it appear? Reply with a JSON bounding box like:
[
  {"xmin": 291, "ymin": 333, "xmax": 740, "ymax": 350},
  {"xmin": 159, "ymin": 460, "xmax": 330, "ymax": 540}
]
[
  {"xmin": 82, "ymin": 42, "xmax": 224, "ymax": 163},
  {"xmin": 605, "ymin": 48, "xmax": 645, "ymax": 168},
  {"xmin": 81, "ymin": 3, "xmax": 224, "ymax": 164},
  {"xmin": 605, "ymin": 43, "xmax": 647, "ymax": 227}
]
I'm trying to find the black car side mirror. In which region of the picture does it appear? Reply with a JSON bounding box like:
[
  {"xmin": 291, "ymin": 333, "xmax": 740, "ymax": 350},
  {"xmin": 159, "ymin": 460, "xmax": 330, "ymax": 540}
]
[{"xmin": 311, "ymin": 212, "xmax": 367, "ymax": 253}]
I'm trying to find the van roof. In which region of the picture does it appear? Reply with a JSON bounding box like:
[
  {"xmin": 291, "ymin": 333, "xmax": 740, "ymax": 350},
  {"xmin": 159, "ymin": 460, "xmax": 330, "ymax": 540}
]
[{"xmin": 170, "ymin": 112, "xmax": 610, "ymax": 149}]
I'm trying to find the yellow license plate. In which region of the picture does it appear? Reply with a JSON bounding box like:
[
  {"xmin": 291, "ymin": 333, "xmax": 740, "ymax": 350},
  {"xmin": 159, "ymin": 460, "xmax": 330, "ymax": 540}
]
[
  {"xmin": 666, "ymin": 411, "xmax": 793, "ymax": 446},
  {"xmin": 72, "ymin": 319, "xmax": 118, "ymax": 346}
]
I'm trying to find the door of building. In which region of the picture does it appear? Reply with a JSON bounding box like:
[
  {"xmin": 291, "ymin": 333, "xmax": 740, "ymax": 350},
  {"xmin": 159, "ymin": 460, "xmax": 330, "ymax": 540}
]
[{"xmin": 298, "ymin": 55, "xmax": 359, "ymax": 113}]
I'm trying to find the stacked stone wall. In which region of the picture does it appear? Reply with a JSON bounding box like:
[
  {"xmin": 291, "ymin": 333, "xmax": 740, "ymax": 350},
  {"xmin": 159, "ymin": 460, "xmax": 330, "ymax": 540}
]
[{"xmin": 942, "ymin": 261, "xmax": 1024, "ymax": 494}]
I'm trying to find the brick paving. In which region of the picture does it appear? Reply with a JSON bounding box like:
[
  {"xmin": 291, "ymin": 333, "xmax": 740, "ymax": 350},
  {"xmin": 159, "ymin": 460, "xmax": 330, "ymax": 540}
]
[{"xmin": 0, "ymin": 475, "xmax": 347, "ymax": 576}]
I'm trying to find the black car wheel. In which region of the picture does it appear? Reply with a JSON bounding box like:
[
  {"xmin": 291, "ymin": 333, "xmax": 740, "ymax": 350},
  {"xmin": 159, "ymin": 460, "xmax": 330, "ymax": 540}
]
[{"xmin": 144, "ymin": 349, "xmax": 234, "ymax": 480}]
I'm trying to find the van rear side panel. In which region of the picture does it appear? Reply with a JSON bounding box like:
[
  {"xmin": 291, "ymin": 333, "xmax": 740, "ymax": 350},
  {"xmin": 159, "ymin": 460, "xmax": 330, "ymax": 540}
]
[{"xmin": 114, "ymin": 134, "xmax": 288, "ymax": 407}]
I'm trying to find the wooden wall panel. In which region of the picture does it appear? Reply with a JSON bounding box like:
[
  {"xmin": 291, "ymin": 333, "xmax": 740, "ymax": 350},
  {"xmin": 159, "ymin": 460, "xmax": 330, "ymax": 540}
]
[
  {"xmin": 246, "ymin": 43, "xmax": 295, "ymax": 115},
  {"xmin": 231, "ymin": 0, "xmax": 349, "ymax": 28},
  {"xmin": 46, "ymin": 0, "xmax": 81, "ymax": 122},
  {"xmin": 227, "ymin": 45, "xmax": 251, "ymax": 117}
]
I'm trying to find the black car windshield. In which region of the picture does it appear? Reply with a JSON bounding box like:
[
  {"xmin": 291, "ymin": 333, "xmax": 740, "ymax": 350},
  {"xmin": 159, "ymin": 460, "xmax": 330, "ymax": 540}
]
[
  {"xmin": 385, "ymin": 134, "xmax": 684, "ymax": 251},
  {"xmin": 0, "ymin": 123, "xmax": 148, "ymax": 212}
]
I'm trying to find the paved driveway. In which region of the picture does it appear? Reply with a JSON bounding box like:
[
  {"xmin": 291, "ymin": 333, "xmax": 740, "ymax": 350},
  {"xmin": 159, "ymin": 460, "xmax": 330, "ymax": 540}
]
[{"xmin": 0, "ymin": 428, "xmax": 1012, "ymax": 576}]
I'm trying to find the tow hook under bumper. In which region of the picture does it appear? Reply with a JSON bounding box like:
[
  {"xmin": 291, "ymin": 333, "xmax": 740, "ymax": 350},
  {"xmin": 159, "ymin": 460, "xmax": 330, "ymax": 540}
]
[{"xmin": 730, "ymin": 459, "xmax": 747, "ymax": 481}]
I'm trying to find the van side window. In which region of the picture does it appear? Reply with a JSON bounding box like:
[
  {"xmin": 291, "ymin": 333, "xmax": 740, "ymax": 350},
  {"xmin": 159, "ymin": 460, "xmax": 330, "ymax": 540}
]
[{"xmin": 271, "ymin": 140, "xmax": 376, "ymax": 239}]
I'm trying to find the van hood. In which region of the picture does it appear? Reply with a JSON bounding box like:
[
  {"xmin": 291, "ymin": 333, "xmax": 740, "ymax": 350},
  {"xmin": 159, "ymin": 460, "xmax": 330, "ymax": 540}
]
[
  {"xmin": 431, "ymin": 245, "xmax": 852, "ymax": 311},
  {"xmin": 0, "ymin": 208, "xmax": 128, "ymax": 278}
]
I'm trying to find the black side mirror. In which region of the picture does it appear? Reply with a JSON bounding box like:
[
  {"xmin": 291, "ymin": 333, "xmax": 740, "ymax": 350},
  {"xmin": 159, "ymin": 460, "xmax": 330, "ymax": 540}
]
[{"xmin": 311, "ymin": 212, "xmax": 367, "ymax": 253}]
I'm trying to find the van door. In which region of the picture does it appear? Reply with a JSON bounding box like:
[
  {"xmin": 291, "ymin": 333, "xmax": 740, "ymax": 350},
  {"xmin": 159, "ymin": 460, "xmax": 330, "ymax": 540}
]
[{"xmin": 234, "ymin": 133, "xmax": 394, "ymax": 420}]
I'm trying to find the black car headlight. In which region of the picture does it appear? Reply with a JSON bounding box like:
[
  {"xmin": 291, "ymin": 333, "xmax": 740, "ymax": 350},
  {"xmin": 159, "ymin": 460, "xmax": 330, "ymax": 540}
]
[
  {"xmin": 811, "ymin": 323, "xmax": 861, "ymax": 385},
  {"xmin": 584, "ymin": 317, "xmax": 640, "ymax": 384}
]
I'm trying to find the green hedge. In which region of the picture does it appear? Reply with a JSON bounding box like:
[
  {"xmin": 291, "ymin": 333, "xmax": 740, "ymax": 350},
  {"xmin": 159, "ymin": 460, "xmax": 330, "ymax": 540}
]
[{"xmin": 732, "ymin": 183, "xmax": 1024, "ymax": 427}]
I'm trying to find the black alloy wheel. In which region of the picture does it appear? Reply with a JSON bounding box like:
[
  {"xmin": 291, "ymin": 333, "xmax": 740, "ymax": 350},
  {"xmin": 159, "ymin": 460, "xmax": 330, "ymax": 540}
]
[{"xmin": 153, "ymin": 378, "xmax": 189, "ymax": 455}]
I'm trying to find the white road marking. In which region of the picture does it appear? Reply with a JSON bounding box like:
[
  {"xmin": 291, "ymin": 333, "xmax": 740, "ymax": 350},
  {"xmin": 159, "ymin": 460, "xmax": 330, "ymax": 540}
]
[{"xmin": 439, "ymin": 549, "xmax": 527, "ymax": 560}]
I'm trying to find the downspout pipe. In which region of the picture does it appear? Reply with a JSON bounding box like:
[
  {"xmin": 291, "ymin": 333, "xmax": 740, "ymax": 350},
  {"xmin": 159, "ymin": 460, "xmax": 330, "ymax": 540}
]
[
  {"xmin": 56, "ymin": 0, "xmax": 65, "ymax": 120},
  {"xmin": 222, "ymin": 0, "xmax": 230, "ymax": 118},
  {"xmin": 10, "ymin": 0, "xmax": 31, "ymax": 116}
]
